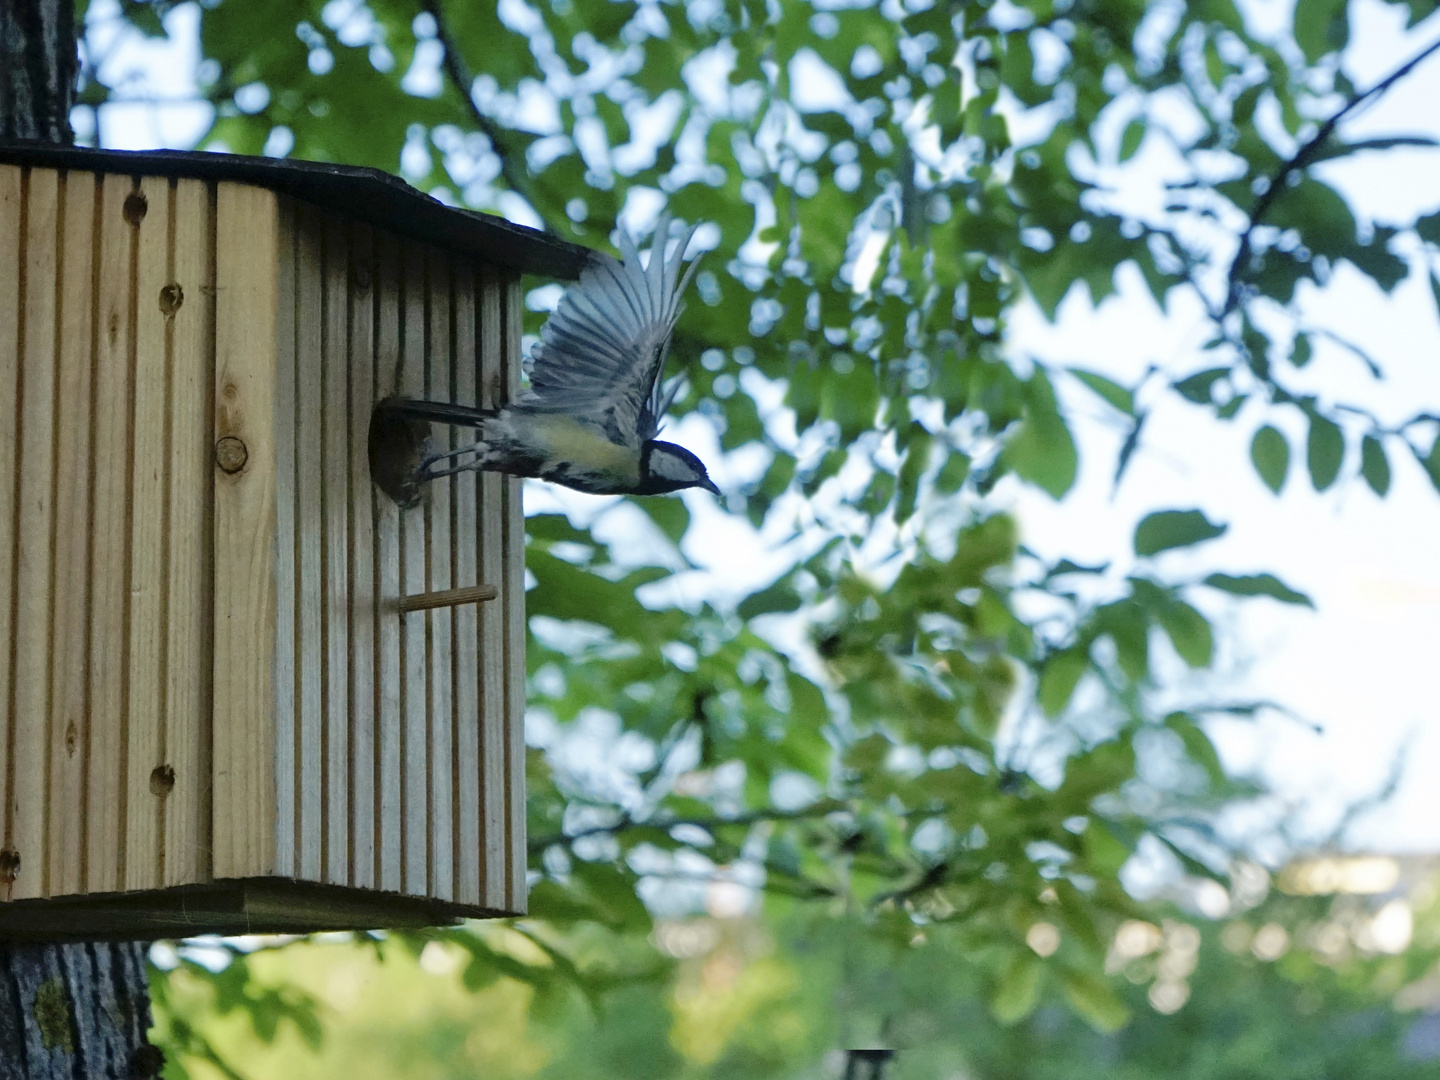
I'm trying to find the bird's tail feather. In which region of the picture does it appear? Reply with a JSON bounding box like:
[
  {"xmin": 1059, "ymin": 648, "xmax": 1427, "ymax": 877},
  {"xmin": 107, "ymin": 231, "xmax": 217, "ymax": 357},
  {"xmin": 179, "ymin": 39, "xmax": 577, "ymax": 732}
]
[{"xmin": 378, "ymin": 397, "xmax": 497, "ymax": 428}]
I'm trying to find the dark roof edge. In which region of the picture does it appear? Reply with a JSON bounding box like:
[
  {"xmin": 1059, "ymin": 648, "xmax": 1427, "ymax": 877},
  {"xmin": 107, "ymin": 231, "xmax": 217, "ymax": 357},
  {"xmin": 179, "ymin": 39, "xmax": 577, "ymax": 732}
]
[{"xmin": 0, "ymin": 140, "xmax": 592, "ymax": 280}]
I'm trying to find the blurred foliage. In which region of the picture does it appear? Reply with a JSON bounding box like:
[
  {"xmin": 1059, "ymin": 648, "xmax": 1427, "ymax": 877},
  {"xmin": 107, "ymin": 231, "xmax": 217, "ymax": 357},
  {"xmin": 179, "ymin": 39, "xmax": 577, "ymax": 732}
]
[{"xmin": 75, "ymin": 0, "xmax": 1440, "ymax": 1073}]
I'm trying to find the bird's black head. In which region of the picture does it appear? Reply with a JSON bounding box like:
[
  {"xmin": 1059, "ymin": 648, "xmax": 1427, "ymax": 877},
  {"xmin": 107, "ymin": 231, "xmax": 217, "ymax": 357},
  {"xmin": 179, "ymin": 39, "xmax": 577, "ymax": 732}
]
[{"xmin": 639, "ymin": 440, "xmax": 719, "ymax": 496}]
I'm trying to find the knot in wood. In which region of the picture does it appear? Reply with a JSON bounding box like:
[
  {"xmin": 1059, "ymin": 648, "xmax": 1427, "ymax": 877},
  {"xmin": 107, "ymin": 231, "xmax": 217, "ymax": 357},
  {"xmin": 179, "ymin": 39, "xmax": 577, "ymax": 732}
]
[
  {"xmin": 150, "ymin": 764, "xmax": 176, "ymax": 797},
  {"xmin": 215, "ymin": 436, "xmax": 249, "ymax": 474},
  {"xmin": 122, "ymin": 191, "xmax": 148, "ymax": 226},
  {"xmin": 159, "ymin": 282, "xmax": 184, "ymax": 316}
]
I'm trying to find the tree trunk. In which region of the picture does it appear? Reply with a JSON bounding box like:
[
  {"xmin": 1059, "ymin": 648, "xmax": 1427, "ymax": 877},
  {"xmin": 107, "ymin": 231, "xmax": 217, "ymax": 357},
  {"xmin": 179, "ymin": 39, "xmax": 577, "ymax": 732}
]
[
  {"xmin": 0, "ymin": 0, "xmax": 77, "ymax": 143},
  {"xmin": 0, "ymin": 3, "xmax": 160, "ymax": 1077}
]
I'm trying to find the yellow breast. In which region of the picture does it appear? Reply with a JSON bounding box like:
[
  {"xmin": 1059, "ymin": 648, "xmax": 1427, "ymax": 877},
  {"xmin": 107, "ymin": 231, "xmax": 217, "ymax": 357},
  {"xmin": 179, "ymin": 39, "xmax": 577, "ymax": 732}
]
[{"xmin": 527, "ymin": 413, "xmax": 641, "ymax": 486}]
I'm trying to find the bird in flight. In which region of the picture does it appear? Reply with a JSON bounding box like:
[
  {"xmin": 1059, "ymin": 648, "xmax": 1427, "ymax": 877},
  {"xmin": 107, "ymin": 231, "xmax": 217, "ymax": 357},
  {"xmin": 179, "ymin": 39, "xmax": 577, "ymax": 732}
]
[{"xmin": 374, "ymin": 214, "xmax": 718, "ymax": 500}]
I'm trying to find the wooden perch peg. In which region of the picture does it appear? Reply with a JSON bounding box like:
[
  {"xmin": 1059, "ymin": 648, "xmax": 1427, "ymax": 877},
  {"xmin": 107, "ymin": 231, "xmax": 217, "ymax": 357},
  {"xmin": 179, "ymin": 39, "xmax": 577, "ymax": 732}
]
[{"xmin": 396, "ymin": 584, "xmax": 499, "ymax": 613}]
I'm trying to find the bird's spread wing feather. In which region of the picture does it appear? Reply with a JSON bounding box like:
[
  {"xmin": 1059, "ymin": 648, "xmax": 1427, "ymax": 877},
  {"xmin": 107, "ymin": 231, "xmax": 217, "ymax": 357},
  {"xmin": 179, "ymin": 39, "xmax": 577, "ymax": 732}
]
[{"xmin": 521, "ymin": 213, "xmax": 700, "ymax": 447}]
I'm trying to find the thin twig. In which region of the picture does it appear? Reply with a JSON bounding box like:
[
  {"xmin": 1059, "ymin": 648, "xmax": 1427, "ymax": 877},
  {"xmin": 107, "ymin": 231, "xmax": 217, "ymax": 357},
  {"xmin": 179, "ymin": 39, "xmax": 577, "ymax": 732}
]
[
  {"xmin": 417, "ymin": 0, "xmax": 555, "ymax": 233},
  {"xmin": 527, "ymin": 802, "xmax": 845, "ymax": 853},
  {"xmin": 1224, "ymin": 34, "xmax": 1440, "ymax": 314}
]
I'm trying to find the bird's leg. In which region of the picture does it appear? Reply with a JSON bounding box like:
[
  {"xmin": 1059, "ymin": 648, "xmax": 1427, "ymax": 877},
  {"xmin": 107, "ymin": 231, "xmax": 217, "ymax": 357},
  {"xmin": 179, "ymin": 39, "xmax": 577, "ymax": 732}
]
[{"xmin": 417, "ymin": 442, "xmax": 486, "ymax": 481}]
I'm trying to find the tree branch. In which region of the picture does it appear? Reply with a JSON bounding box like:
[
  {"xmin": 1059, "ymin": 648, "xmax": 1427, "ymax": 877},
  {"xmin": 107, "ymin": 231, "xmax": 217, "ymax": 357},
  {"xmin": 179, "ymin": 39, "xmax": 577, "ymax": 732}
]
[
  {"xmin": 1224, "ymin": 34, "xmax": 1440, "ymax": 314},
  {"xmin": 528, "ymin": 802, "xmax": 846, "ymax": 854},
  {"xmin": 418, "ymin": 0, "xmax": 555, "ymax": 234}
]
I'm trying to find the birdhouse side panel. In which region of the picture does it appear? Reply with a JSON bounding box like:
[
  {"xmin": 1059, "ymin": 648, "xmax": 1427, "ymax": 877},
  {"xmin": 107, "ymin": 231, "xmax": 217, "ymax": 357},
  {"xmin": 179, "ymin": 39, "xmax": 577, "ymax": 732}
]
[
  {"xmin": 271, "ymin": 209, "xmax": 524, "ymax": 914},
  {"xmin": 0, "ymin": 165, "xmax": 215, "ymax": 903}
]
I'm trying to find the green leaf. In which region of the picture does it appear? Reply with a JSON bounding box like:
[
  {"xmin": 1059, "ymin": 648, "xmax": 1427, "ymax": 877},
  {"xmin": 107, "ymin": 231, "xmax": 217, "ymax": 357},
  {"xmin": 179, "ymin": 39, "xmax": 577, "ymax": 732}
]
[
  {"xmin": 1038, "ymin": 649, "xmax": 1088, "ymax": 717},
  {"xmin": 737, "ymin": 581, "xmax": 803, "ymax": 621},
  {"xmin": 1419, "ymin": 434, "xmax": 1440, "ymax": 494},
  {"xmin": 1133, "ymin": 510, "xmax": 1228, "ymax": 557},
  {"xmin": 1251, "ymin": 425, "xmax": 1289, "ymax": 493},
  {"xmin": 1069, "ymin": 368, "xmax": 1134, "ymax": 415},
  {"xmin": 1002, "ymin": 369, "xmax": 1078, "ymax": 498},
  {"xmin": 1119, "ymin": 118, "xmax": 1145, "ymax": 162},
  {"xmin": 1361, "ymin": 434, "xmax": 1391, "ymax": 496},
  {"xmin": 1294, "ymin": 0, "xmax": 1350, "ymax": 64},
  {"xmin": 1156, "ymin": 598, "xmax": 1213, "ymax": 667},
  {"xmin": 1306, "ymin": 411, "xmax": 1344, "ymax": 491},
  {"xmin": 1202, "ymin": 573, "xmax": 1314, "ymax": 607},
  {"xmin": 1290, "ymin": 333, "xmax": 1312, "ymax": 368},
  {"xmin": 1173, "ymin": 367, "xmax": 1229, "ymax": 404},
  {"xmin": 1060, "ymin": 969, "xmax": 1130, "ymax": 1032},
  {"xmin": 991, "ymin": 952, "xmax": 1043, "ymax": 1024},
  {"xmin": 1164, "ymin": 711, "xmax": 1226, "ymax": 785}
]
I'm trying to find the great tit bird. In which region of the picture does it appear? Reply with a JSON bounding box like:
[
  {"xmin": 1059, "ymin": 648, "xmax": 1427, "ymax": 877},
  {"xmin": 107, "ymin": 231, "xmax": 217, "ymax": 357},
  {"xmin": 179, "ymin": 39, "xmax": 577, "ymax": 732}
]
[{"xmin": 374, "ymin": 214, "xmax": 718, "ymax": 500}]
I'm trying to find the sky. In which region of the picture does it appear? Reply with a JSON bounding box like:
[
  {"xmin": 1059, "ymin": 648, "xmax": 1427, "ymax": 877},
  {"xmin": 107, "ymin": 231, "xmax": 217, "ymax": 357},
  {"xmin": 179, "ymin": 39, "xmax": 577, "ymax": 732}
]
[{"xmin": 79, "ymin": 0, "xmax": 1440, "ymax": 856}]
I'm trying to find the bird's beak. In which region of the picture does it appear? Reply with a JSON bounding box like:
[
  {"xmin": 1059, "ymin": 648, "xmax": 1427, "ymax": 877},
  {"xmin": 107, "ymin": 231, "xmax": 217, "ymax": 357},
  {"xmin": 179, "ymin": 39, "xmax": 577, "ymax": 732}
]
[{"xmin": 700, "ymin": 477, "xmax": 721, "ymax": 497}]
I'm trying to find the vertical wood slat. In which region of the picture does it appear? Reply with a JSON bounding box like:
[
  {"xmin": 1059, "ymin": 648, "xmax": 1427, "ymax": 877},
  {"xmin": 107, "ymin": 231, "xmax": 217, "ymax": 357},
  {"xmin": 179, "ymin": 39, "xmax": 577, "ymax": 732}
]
[
  {"xmin": 86, "ymin": 174, "xmax": 135, "ymax": 896},
  {"xmin": 272, "ymin": 199, "xmax": 297, "ymax": 879},
  {"xmin": 478, "ymin": 272, "xmax": 508, "ymax": 910},
  {"xmin": 400, "ymin": 241, "xmax": 428, "ymax": 896},
  {"xmin": 124, "ymin": 175, "xmax": 172, "ymax": 893},
  {"xmin": 452, "ymin": 260, "xmax": 481, "ymax": 907},
  {"xmin": 294, "ymin": 206, "xmax": 324, "ymax": 882},
  {"xmin": 212, "ymin": 182, "xmax": 278, "ymax": 880},
  {"xmin": 0, "ymin": 167, "xmax": 19, "ymax": 899},
  {"xmin": 427, "ymin": 249, "xmax": 454, "ymax": 902},
  {"xmin": 502, "ymin": 275, "xmax": 528, "ymax": 914},
  {"xmin": 47, "ymin": 171, "xmax": 96, "ymax": 898},
  {"xmin": 374, "ymin": 233, "xmax": 403, "ymax": 893},
  {"xmin": 322, "ymin": 218, "xmax": 351, "ymax": 886},
  {"xmin": 348, "ymin": 225, "xmax": 377, "ymax": 890},
  {"xmin": 164, "ymin": 179, "xmax": 214, "ymax": 888},
  {"xmin": 11, "ymin": 168, "xmax": 60, "ymax": 901}
]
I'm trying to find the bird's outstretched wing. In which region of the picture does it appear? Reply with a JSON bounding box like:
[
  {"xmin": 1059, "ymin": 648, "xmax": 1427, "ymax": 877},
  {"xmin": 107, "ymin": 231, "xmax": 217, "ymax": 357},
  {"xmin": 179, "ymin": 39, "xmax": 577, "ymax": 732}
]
[{"xmin": 521, "ymin": 213, "xmax": 701, "ymax": 448}]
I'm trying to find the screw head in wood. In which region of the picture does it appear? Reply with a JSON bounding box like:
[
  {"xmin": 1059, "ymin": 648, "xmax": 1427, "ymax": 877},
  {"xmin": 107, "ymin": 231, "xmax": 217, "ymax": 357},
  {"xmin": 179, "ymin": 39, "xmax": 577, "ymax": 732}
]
[
  {"xmin": 215, "ymin": 436, "xmax": 249, "ymax": 474},
  {"xmin": 159, "ymin": 282, "xmax": 184, "ymax": 316}
]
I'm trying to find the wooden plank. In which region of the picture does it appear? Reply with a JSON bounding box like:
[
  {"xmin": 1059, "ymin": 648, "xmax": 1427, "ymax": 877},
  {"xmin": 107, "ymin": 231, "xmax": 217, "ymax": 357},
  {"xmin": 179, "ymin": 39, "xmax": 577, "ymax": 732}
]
[
  {"xmin": 478, "ymin": 272, "xmax": 508, "ymax": 910},
  {"xmin": 86, "ymin": 173, "xmax": 136, "ymax": 896},
  {"xmin": 347, "ymin": 224, "xmax": 377, "ymax": 890},
  {"xmin": 0, "ymin": 166, "xmax": 19, "ymax": 900},
  {"xmin": 452, "ymin": 260, "xmax": 481, "ymax": 907},
  {"xmin": 11, "ymin": 168, "xmax": 60, "ymax": 900},
  {"xmin": 164, "ymin": 178, "xmax": 215, "ymax": 888},
  {"xmin": 374, "ymin": 232, "xmax": 403, "ymax": 893},
  {"xmin": 502, "ymin": 274, "xmax": 528, "ymax": 914},
  {"xmin": 294, "ymin": 206, "xmax": 324, "ymax": 883},
  {"xmin": 47, "ymin": 170, "xmax": 97, "ymax": 898},
  {"xmin": 427, "ymin": 247, "xmax": 454, "ymax": 901},
  {"xmin": 400, "ymin": 241, "xmax": 428, "ymax": 896},
  {"xmin": 124, "ymin": 174, "xmax": 173, "ymax": 893},
  {"xmin": 322, "ymin": 216, "xmax": 351, "ymax": 886},
  {"xmin": 212, "ymin": 182, "xmax": 278, "ymax": 880},
  {"xmin": 271, "ymin": 198, "xmax": 297, "ymax": 880}
]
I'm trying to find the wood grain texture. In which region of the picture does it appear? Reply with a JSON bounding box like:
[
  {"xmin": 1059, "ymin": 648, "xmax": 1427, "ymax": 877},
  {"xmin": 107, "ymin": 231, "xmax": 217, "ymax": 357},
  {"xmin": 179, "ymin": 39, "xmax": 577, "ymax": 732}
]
[
  {"xmin": 85, "ymin": 173, "xmax": 135, "ymax": 896},
  {"xmin": 11, "ymin": 167, "xmax": 60, "ymax": 901},
  {"xmin": 347, "ymin": 224, "xmax": 377, "ymax": 890},
  {"xmin": 0, "ymin": 166, "xmax": 20, "ymax": 900},
  {"xmin": 502, "ymin": 274, "xmax": 528, "ymax": 914},
  {"xmin": 271, "ymin": 198, "xmax": 297, "ymax": 880},
  {"xmin": 46, "ymin": 170, "xmax": 96, "ymax": 899},
  {"xmin": 452, "ymin": 261, "xmax": 481, "ymax": 907},
  {"xmin": 399, "ymin": 241, "xmax": 428, "ymax": 896},
  {"xmin": 373, "ymin": 232, "xmax": 403, "ymax": 893},
  {"xmin": 212, "ymin": 182, "xmax": 278, "ymax": 880},
  {"xmin": 426, "ymin": 248, "xmax": 454, "ymax": 901},
  {"xmin": 478, "ymin": 272, "xmax": 508, "ymax": 910},
  {"xmin": 164, "ymin": 177, "xmax": 214, "ymax": 888},
  {"xmin": 322, "ymin": 217, "xmax": 351, "ymax": 886},
  {"xmin": 124, "ymin": 173, "xmax": 172, "ymax": 893},
  {"xmin": 294, "ymin": 205, "xmax": 324, "ymax": 883}
]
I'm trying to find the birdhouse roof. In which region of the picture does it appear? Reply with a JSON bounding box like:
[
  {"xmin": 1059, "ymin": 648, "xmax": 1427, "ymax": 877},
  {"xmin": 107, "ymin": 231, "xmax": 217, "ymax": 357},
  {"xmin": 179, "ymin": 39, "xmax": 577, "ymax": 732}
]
[{"xmin": 0, "ymin": 140, "xmax": 591, "ymax": 280}]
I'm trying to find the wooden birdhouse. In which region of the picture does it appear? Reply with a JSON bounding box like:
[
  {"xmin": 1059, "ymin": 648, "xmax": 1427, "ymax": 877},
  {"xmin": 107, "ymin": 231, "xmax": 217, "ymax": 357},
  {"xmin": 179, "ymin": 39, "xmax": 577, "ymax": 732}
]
[{"xmin": 0, "ymin": 143, "xmax": 587, "ymax": 939}]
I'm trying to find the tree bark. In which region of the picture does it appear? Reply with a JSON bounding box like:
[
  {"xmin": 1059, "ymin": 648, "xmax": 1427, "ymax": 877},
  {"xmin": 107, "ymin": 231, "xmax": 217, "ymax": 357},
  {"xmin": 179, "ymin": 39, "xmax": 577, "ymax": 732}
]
[
  {"xmin": 0, "ymin": 3, "xmax": 161, "ymax": 1078},
  {"xmin": 0, "ymin": 0, "xmax": 77, "ymax": 143}
]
